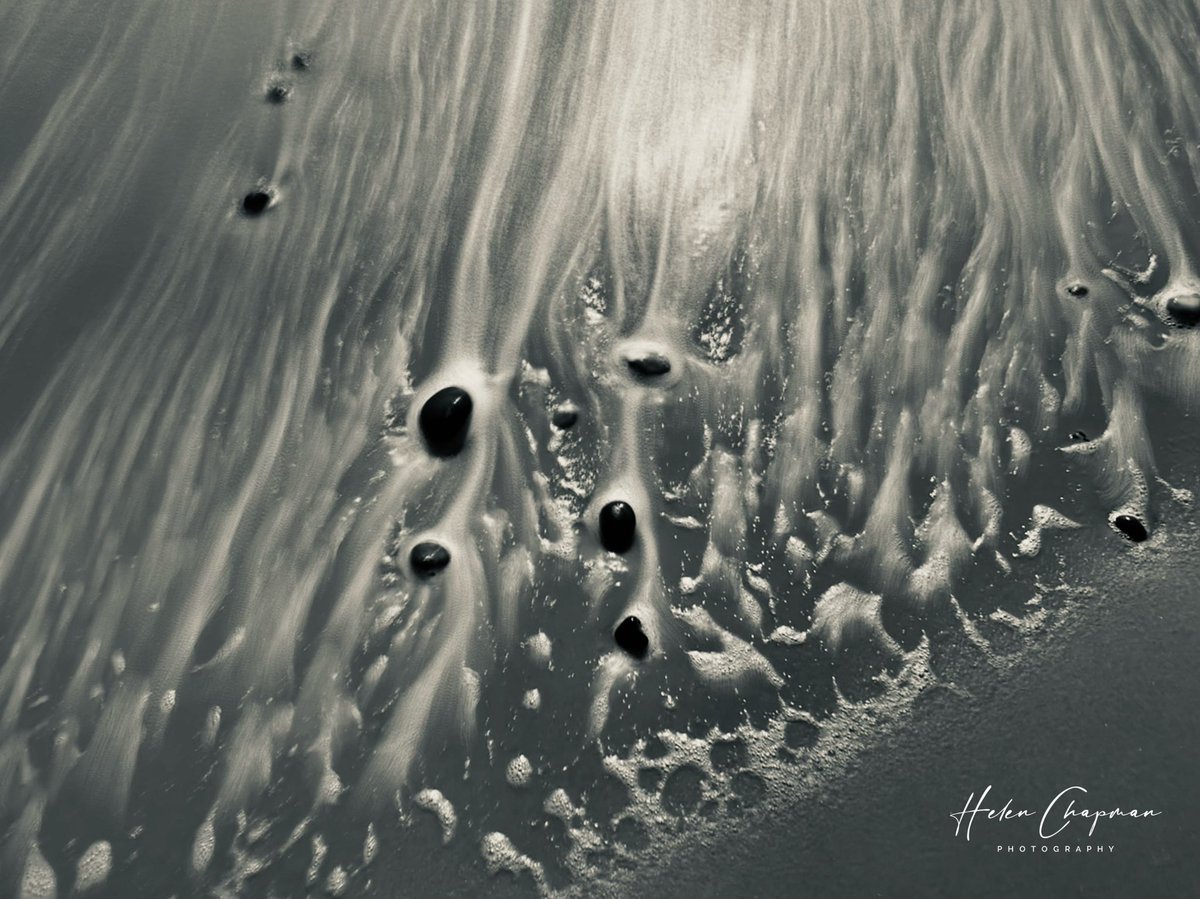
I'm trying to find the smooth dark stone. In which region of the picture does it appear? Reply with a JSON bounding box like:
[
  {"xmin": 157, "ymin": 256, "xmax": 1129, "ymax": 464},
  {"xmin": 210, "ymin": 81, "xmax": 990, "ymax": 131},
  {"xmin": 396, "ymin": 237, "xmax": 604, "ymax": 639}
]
[
  {"xmin": 419, "ymin": 387, "xmax": 473, "ymax": 456},
  {"xmin": 626, "ymin": 354, "xmax": 671, "ymax": 377},
  {"xmin": 1165, "ymin": 294, "xmax": 1200, "ymax": 328},
  {"xmin": 1065, "ymin": 283, "xmax": 1088, "ymax": 298},
  {"xmin": 599, "ymin": 501, "xmax": 636, "ymax": 553},
  {"xmin": 1069, "ymin": 430, "xmax": 1088, "ymax": 442},
  {"xmin": 1113, "ymin": 514, "xmax": 1149, "ymax": 543},
  {"xmin": 410, "ymin": 541, "xmax": 451, "ymax": 577},
  {"xmin": 265, "ymin": 83, "xmax": 290, "ymax": 104},
  {"xmin": 241, "ymin": 191, "xmax": 271, "ymax": 216},
  {"xmin": 614, "ymin": 615, "xmax": 649, "ymax": 659},
  {"xmin": 551, "ymin": 407, "xmax": 578, "ymax": 429}
]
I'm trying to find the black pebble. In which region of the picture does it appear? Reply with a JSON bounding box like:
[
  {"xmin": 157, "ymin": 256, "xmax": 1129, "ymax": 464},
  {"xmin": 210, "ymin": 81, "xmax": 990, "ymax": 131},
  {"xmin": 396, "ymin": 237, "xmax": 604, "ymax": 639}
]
[
  {"xmin": 1069, "ymin": 430, "xmax": 1088, "ymax": 442},
  {"xmin": 410, "ymin": 541, "xmax": 451, "ymax": 577},
  {"xmin": 599, "ymin": 501, "xmax": 636, "ymax": 553},
  {"xmin": 551, "ymin": 407, "xmax": 578, "ymax": 430},
  {"xmin": 242, "ymin": 191, "xmax": 272, "ymax": 216},
  {"xmin": 1165, "ymin": 294, "xmax": 1200, "ymax": 328},
  {"xmin": 626, "ymin": 354, "xmax": 671, "ymax": 377},
  {"xmin": 1066, "ymin": 283, "xmax": 1089, "ymax": 298},
  {"xmin": 419, "ymin": 386, "xmax": 473, "ymax": 456},
  {"xmin": 1112, "ymin": 514, "xmax": 1148, "ymax": 543},
  {"xmin": 614, "ymin": 616, "xmax": 649, "ymax": 659},
  {"xmin": 265, "ymin": 83, "xmax": 290, "ymax": 104}
]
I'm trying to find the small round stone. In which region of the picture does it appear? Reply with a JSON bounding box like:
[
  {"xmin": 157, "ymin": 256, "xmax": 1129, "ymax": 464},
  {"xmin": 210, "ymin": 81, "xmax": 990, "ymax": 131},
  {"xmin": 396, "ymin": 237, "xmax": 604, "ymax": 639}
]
[
  {"xmin": 614, "ymin": 616, "xmax": 649, "ymax": 659},
  {"xmin": 1065, "ymin": 283, "xmax": 1088, "ymax": 298},
  {"xmin": 410, "ymin": 541, "xmax": 451, "ymax": 577},
  {"xmin": 599, "ymin": 501, "xmax": 636, "ymax": 553},
  {"xmin": 1112, "ymin": 514, "xmax": 1148, "ymax": 543},
  {"xmin": 419, "ymin": 387, "xmax": 473, "ymax": 456},
  {"xmin": 551, "ymin": 407, "xmax": 578, "ymax": 430},
  {"xmin": 291, "ymin": 52, "xmax": 311, "ymax": 70},
  {"xmin": 265, "ymin": 83, "xmax": 290, "ymax": 104},
  {"xmin": 1165, "ymin": 294, "xmax": 1200, "ymax": 328},
  {"xmin": 626, "ymin": 354, "xmax": 671, "ymax": 377},
  {"xmin": 242, "ymin": 191, "xmax": 272, "ymax": 216}
]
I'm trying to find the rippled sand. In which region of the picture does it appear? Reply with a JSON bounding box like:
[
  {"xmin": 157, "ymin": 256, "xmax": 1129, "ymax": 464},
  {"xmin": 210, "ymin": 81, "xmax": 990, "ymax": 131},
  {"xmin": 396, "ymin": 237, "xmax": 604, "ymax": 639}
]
[{"xmin": 1, "ymin": 1, "xmax": 1198, "ymax": 896}]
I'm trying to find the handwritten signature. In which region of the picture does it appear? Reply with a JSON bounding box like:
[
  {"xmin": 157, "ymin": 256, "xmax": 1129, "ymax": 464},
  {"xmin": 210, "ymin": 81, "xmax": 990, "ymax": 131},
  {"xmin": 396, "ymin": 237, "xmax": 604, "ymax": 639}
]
[{"xmin": 950, "ymin": 785, "xmax": 1161, "ymax": 841}]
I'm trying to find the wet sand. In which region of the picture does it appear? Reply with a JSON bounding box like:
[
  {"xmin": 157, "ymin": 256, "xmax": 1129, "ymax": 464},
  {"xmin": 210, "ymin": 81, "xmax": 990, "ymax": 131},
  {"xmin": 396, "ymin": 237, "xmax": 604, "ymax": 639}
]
[{"xmin": 2, "ymin": 2, "xmax": 1200, "ymax": 896}]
